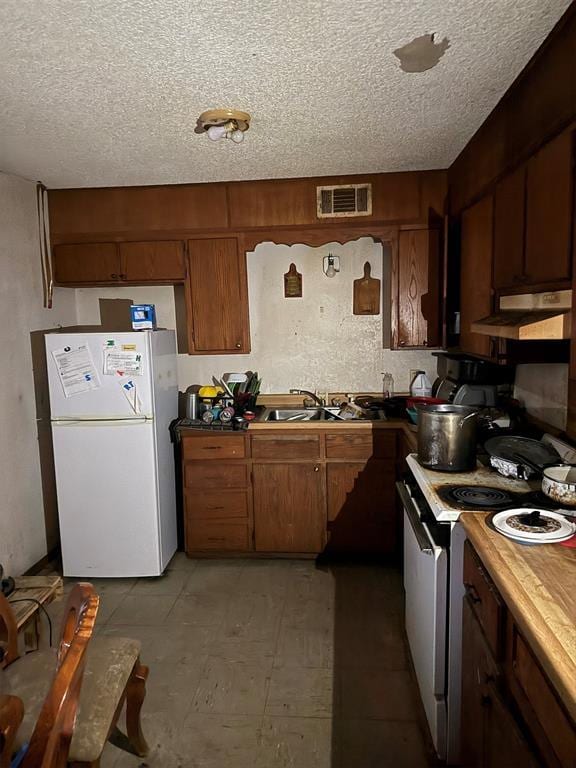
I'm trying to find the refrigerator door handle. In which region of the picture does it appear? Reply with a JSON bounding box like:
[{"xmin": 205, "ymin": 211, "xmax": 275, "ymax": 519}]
[{"xmin": 52, "ymin": 417, "xmax": 153, "ymax": 427}]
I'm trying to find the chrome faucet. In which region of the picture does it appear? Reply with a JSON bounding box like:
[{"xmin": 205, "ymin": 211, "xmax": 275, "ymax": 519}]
[{"xmin": 289, "ymin": 389, "xmax": 326, "ymax": 407}]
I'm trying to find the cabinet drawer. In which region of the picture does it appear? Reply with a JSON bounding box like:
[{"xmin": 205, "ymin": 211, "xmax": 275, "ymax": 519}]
[
  {"xmin": 185, "ymin": 490, "xmax": 248, "ymax": 519},
  {"xmin": 463, "ymin": 541, "xmax": 505, "ymax": 659},
  {"xmin": 182, "ymin": 435, "xmax": 246, "ymax": 460},
  {"xmin": 183, "ymin": 462, "xmax": 249, "ymax": 489},
  {"xmin": 325, "ymin": 431, "xmax": 396, "ymax": 459},
  {"xmin": 509, "ymin": 625, "xmax": 576, "ymax": 768},
  {"xmin": 186, "ymin": 521, "xmax": 250, "ymax": 552},
  {"xmin": 251, "ymin": 434, "xmax": 320, "ymax": 459}
]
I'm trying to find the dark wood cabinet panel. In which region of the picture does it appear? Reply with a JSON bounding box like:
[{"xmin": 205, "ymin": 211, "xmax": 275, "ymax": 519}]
[
  {"xmin": 461, "ymin": 598, "xmax": 540, "ymax": 768},
  {"xmin": 253, "ymin": 462, "xmax": 325, "ymax": 553},
  {"xmin": 396, "ymin": 229, "xmax": 440, "ymax": 348},
  {"xmin": 49, "ymin": 184, "xmax": 229, "ymax": 236},
  {"xmin": 463, "ymin": 540, "xmax": 505, "ymax": 660},
  {"xmin": 525, "ymin": 130, "xmax": 573, "ymax": 285},
  {"xmin": 326, "ymin": 461, "xmax": 396, "ymax": 553},
  {"xmin": 53, "ymin": 242, "xmax": 120, "ymax": 284},
  {"xmin": 228, "ymin": 172, "xmax": 425, "ymax": 229},
  {"xmin": 251, "ymin": 434, "xmax": 320, "ymax": 460},
  {"xmin": 459, "ymin": 196, "xmax": 494, "ymax": 358},
  {"xmin": 493, "ymin": 164, "xmax": 527, "ymax": 290},
  {"xmin": 186, "ymin": 238, "xmax": 250, "ymax": 354},
  {"xmin": 325, "ymin": 431, "xmax": 396, "ymax": 460},
  {"xmin": 120, "ymin": 241, "xmax": 185, "ymax": 282}
]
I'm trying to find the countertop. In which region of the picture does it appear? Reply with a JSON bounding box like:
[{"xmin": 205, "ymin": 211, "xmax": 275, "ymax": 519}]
[{"xmin": 460, "ymin": 512, "xmax": 576, "ymax": 722}]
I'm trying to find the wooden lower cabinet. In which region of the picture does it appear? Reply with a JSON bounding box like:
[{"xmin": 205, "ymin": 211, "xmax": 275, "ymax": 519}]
[
  {"xmin": 182, "ymin": 434, "xmax": 252, "ymax": 554},
  {"xmin": 462, "ymin": 542, "xmax": 576, "ymax": 768},
  {"xmin": 182, "ymin": 428, "xmax": 400, "ymax": 557},
  {"xmin": 326, "ymin": 461, "xmax": 396, "ymax": 553},
  {"xmin": 252, "ymin": 462, "xmax": 325, "ymax": 553},
  {"xmin": 461, "ymin": 598, "xmax": 540, "ymax": 768}
]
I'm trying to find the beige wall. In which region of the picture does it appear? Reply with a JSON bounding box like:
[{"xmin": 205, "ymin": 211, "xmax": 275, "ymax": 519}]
[
  {"xmin": 514, "ymin": 363, "xmax": 569, "ymax": 431},
  {"xmin": 0, "ymin": 173, "xmax": 77, "ymax": 575},
  {"xmin": 75, "ymin": 238, "xmax": 436, "ymax": 395}
]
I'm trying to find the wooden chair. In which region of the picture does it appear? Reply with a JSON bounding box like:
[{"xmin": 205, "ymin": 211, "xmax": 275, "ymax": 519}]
[
  {"xmin": 0, "ymin": 584, "xmax": 149, "ymax": 767},
  {"xmin": 0, "ymin": 583, "xmax": 97, "ymax": 768},
  {"xmin": 0, "ymin": 694, "xmax": 24, "ymax": 768}
]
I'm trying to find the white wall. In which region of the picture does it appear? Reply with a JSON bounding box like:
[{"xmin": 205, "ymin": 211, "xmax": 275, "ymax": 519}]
[
  {"xmin": 0, "ymin": 173, "xmax": 77, "ymax": 575},
  {"xmin": 514, "ymin": 363, "xmax": 569, "ymax": 430},
  {"xmin": 75, "ymin": 238, "xmax": 436, "ymax": 395}
]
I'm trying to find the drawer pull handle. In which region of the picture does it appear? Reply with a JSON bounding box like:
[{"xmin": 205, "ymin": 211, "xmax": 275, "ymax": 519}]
[
  {"xmin": 207, "ymin": 506, "xmax": 224, "ymax": 511},
  {"xmin": 235, "ymin": 342, "xmax": 242, "ymax": 349},
  {"xmin": 203, "ymin": 446, "xmax": 219, "ymax": 450},
  {"xmin": 110, "ymin": 273, "xmax": 118, "ymax": 279},
  {"xmin": 314, "ymin": 466, "xmax": 320, "ymax": 472},
  {"xmin": 465, "ymin": 583, "xmax": 482, "ymax": 604}
]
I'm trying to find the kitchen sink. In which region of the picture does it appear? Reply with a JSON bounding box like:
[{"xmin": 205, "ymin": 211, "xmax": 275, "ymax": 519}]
[{"xmin": 265, "ymin": 408, "xmax": 341, "ymax": 422}]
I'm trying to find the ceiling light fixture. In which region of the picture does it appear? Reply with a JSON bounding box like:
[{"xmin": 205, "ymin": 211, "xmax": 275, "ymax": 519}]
[{"xmin": 196, "ymin": 109, "xmax": 251, "ymax": 144}]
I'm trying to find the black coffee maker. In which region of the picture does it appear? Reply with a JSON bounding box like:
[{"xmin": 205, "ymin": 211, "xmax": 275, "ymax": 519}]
[{"xmin": 431, "ymin": 353, "xmax": 514, "ymax": 407}]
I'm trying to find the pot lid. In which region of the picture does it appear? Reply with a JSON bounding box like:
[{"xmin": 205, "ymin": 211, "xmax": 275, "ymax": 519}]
[
  {"xmin": 484, "ymin": 436, "xmax": 559, "ymax": 468},
  {"xmin": 491, "ymin": 509, "xmax": 576, "ymax": 544}
]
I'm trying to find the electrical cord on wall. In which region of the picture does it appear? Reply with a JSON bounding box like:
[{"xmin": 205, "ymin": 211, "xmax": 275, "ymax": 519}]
[{"xmin": 8, "ymin": 598, "xmax": 53, "ymax": 649}]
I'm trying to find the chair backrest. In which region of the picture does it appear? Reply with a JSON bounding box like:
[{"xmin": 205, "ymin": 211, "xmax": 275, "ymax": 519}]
[
  {"xmin": 22, "ymin": 582, "xmax": 99, "ymax": 768},
  {"xmin": 0, "ymin": 592, "xmax": 19, "ymax": 669},
  {"xmin": 0, "ymin": 694, "xmax": 24, "ymax": 768}
]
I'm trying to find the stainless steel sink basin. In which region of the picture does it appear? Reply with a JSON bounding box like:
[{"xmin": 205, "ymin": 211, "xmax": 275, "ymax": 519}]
[
  {"xmin": 264, "ymin": 408, "xmax": 342, "ymax": 422},
  {"xmin": 262, "ymin": 407, "xmax": 386, "ymax": 422}
]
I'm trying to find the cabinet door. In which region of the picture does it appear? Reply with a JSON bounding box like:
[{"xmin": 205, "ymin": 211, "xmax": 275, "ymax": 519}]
[
  {"xmin": 493, "ymin": 165, "xmax": 526, "ymax": 290},
  {"xmin": 186, "ymin": 238, "xmax": 250, "ymax": 354},
  {"xmin": 253, "ymin": 463, "xmax": 325, "ymax": 553},
  {"xmin": 397, "ymin": 229, "xmax": 440, "ymax": 348},
  {"xmin": 525, "ymin": 131, "xmax": 573, "ymax": 285},
  {"xmin": 484, "ymin": 680, "xmax": 541, "ymax": 768},
  {"xmin": 460, "ymin": 196, "xmax": 494, "ymax": 358},
  {"xmin": 120, "ymin": 241, "xmax": 186, "ymax": 282},
  {"xmin": 461, "ymin": 597, "xmax": 491, "ymax": 768},
  {"xmin": 326, "ymin": 461, "xmax": 396, "ymax": 553},
  {"xmin": 53, "ymin": 242, "xmax": 120, "ymax": 284}
]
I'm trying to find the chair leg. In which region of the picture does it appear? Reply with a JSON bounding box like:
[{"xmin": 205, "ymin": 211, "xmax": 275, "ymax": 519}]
[{"xmin": 125, "ymin": 659, "xmax": 149, "ymax": 757}]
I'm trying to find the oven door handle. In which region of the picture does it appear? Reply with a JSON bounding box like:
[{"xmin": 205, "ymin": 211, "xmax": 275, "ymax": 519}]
[{"xmin": 396, "ymin": 481, "xmax": 434, "ymax": 555}]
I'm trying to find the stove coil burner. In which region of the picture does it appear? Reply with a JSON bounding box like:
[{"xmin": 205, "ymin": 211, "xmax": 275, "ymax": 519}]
[{"xmin": 442, "ymin": 485, "xmax": 514, "ymax": 509}]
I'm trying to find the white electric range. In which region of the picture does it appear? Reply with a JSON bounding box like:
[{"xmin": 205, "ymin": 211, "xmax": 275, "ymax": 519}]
[{"xmin": 399, "ymin": 439, "xmax": 574, "ymax": 764}]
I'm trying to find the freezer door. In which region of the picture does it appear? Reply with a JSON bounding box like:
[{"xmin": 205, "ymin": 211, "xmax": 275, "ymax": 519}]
[
  {"xmin": 45, "ymin": 331, "xmax": 155, "ymax": 419},
  {"xmin": 52, "ymin": 420, "xmax": 163, "ymax": 577}
]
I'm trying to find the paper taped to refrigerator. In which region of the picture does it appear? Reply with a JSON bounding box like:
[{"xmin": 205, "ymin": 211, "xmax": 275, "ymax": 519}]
[
  {"xmin": 118, "ymin": 377, "xmax": 142, "ymax": 414},
  {"xmin": 52, "ymin": 344, "xmax": 100, "ymax": 397},
  {"xmin": 103, "ymin": 349, "xmax": 143, "ymax": 376}
]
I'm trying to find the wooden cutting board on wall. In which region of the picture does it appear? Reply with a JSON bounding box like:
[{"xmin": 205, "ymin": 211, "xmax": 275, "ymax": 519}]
[{"xmin": 353, "ymin": 261, "xmax": 380, "ymax": 315}]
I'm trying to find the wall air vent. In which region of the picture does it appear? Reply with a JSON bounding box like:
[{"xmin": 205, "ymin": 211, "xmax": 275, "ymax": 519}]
[{"xmin": 316, "ymin": 183, "xmax": 372, "ymax": 218}]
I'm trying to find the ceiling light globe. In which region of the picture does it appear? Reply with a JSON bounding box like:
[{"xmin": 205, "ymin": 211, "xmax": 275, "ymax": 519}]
[
  {"xmin": 230, "ymin": 129, "xmax": 245, "ymax": 144},
  {"xmin": 207, "ymin": 125, "xmax": 226, "ymax": 141}
]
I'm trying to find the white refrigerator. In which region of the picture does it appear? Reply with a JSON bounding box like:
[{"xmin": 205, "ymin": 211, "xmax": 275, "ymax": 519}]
[{"xmin": 45, "ymin": 330, "xmax": 178, "ymax": 578}]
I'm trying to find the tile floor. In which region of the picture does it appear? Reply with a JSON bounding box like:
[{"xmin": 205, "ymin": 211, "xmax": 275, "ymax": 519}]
[{"xmin": 52, "ymin": 555, "xmax": 432, "ymax": 767}]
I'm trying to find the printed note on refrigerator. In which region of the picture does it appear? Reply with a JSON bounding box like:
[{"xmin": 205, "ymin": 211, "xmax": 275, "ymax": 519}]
[
  {"xmin": 52, "ymin": 344, "xmax": 100, "ymax": 397},
  {"xmin": 103, "ymin": 349, "xmax": 143, "ymax": 376}
]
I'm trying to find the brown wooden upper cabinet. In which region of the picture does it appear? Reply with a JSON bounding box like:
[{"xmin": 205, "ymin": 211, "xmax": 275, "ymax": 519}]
[
  {"xmin": 119, "ymin": 241, "xmax": 186, "ymax": 282},
  {"xmin": 53, "ymin": 240, "xmax": 186, "ymax": 285},
  {"xmin": 493, "ymin": 130, "xmax": 574, "ymax": 291},
  {"xmin": 459, "ymin": 196, "xmax": 494, "ymax": 358},
  {"xmin": 493, "ymin": 164, "xmax": 526, "ymax": 290},
  {"xmin": 53, "ymin": 242, "xmax": 120, "ymax": 285},
  {"xmin": 186, "ymin": 238, "xmax": 250, "ymax": 354},
  {"xmin": 525, "ymin": 130, "xmax": 573, "ymax": 286},
  {"xmin": 395, "ymin": 229, "xmax": 441, "ymax": 348}
]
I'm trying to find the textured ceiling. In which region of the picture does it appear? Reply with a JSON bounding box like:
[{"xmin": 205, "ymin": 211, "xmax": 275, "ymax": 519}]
[{"xmin": 0, "ymin": 0, "xmax": 571, "ymax": 188}]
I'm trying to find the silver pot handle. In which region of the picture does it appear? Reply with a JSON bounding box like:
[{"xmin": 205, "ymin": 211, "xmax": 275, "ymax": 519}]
[{"xmin": 458, "ymin": 412, "xmax": 477, "ymax": 429}]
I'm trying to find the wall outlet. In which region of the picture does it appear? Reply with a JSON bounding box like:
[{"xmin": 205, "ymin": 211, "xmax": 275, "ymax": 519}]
[{"xmin": 409, "ymin": 369, "xmax": 420, "ymax": 384}]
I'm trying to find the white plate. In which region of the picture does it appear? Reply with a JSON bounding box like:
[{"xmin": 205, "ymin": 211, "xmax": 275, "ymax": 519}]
[{"xmin": 492, "ymin": 508, "xmax": 576, "ymax": 544}]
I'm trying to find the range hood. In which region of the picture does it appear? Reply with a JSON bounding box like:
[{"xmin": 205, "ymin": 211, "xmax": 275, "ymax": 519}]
[{"xmin": 471, "ymin": 290, "xmax": 572, "ymax": 341}]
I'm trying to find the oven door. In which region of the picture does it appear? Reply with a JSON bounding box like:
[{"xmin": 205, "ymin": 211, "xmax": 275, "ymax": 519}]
[{"xmin": 398, "ymin": 481, "xmax": 448, "ymax": 760}]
